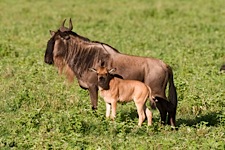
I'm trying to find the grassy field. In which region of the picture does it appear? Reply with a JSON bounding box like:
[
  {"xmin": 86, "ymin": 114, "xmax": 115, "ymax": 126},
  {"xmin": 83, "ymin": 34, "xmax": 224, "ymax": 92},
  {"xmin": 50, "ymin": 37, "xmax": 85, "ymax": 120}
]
[{"xmin": 1, "ymin": 0, "xmax": 225, "ymax": 149}]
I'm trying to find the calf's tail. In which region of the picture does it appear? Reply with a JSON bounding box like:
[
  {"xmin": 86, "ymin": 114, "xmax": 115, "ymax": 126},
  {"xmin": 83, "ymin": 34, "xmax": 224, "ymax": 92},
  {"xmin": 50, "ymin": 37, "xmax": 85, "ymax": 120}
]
[{"xmin": 147, "ymin": 85, "xmax": 156, "ymax": 109}]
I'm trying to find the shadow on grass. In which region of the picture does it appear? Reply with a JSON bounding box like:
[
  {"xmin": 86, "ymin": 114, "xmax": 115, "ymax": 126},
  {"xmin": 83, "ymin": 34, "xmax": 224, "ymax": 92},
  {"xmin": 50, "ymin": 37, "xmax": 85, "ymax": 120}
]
[
  {"xmin": 118, "ymin": 107, "xmax": 159, "ymax": 124},
  {"xmin": 118, "ymin": 108, "xmax": 138, "ymax": 122},
  {"xmin": 177, "ymin": 111, "xmax": 223, "ymax": 127},
  {"xmin": 114, "ymin": 107, "xmax": 223, "ymax": 128}
]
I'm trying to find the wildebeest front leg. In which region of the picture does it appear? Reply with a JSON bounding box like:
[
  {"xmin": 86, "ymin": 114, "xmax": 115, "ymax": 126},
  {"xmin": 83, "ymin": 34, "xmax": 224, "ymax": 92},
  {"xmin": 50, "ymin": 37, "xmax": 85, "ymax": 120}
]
[{"xmin": 88, "ymin": 86, "xmax": 98, "ymax": 110}]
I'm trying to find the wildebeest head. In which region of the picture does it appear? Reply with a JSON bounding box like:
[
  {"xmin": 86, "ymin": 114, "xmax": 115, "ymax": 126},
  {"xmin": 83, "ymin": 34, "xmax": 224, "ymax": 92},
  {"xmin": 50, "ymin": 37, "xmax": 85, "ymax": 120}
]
[
  {"xmin": 44, "ymin": 18, "xmax": 73, "ymax": 65},
  {"xmin": 89, "ymin": 67, "xmax": 116, "ymax": 90}
]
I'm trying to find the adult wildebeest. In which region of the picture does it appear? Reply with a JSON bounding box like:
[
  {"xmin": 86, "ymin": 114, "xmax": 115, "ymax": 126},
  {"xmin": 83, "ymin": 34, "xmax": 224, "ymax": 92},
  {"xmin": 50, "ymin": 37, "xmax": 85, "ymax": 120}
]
[
  {"xmin": 89, "ymin": 66, "xmax": 156, "ymax": 126},
  {"xmin": 44, "ymin": 19, "xmax": 178, "ymax": 127}
]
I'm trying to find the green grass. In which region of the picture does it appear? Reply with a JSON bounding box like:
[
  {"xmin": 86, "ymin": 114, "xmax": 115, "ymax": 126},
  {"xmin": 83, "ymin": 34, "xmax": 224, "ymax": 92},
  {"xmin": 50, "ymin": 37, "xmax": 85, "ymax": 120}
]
[{"xmin": 1, "ymin": 0, "xmax": 225, "ymax": 149}]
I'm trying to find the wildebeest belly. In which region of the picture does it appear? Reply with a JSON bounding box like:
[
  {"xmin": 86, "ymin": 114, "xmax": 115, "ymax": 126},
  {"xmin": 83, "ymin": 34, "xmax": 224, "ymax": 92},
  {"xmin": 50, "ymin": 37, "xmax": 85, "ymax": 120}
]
[
  {"xmin": 99, "ymin": 88, "xmax": 133, "ymax": 103},
  {"xmin": 117, "ymin": 88, "xmax": 134, "ymax": 102}
]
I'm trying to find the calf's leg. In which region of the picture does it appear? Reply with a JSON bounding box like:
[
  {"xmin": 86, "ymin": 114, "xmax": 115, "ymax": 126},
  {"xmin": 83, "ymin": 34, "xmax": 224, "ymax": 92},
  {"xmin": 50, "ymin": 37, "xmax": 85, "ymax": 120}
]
[
  {"xmin": 135, "ymin": 101, "xmax": 146, "ymax": 126},
  {"xmin": 145, "ymin": 106, "xmax": 153, "ymax": 126},
  {"xmin": 111, "ymin": 101, "xmax": 117, "ymax": 120},
  {"xmin": 105, "ymin": 103, "xmax": 111, "ymax": 118}
]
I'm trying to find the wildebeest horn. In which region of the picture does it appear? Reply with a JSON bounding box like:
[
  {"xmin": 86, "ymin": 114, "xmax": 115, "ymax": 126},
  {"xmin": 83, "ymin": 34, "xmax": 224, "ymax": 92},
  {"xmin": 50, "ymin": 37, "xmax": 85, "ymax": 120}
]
[
  {"xmin": 61, "ymin": 19, "xmax": 66, "ymax": 28},
  {"xmin": 60, "ymin": 18, "xmax": 73, "ymax": 32},
  {"xmin": 68, "ymin": 18, "xmax": 73, "ymax": 31}
]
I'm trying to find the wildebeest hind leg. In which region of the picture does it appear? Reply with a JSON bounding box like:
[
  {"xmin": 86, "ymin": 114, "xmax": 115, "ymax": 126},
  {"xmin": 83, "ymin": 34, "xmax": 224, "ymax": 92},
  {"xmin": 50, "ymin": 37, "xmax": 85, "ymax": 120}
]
[
  {"xmin": 167, "ymin": 113, "xmax": 175, "ymax": 127},
  {"xmin": 167, "ymin": 107, "xmax": 176, "ymax": 127},
  {"xmin": 88, "ymin": 86, "xmax": 98, "ymax": 110},
  {"xmin": 156, "ymin": 100, "xmax": 167, "ymax": 125}
]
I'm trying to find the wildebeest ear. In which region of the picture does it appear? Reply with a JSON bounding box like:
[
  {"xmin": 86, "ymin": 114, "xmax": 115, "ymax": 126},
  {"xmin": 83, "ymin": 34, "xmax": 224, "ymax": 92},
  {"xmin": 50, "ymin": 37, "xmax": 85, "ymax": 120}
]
[
  {"xmin": 108, "ymin": 68, "xmax": 116, "ymax": 74},
  {"xmin": 89, "ymin": 68, "xmax": 97, "ymax": 73},
  {"xmin": 49, "ymin": 30, "xmax": 56, "ymax": 36}
]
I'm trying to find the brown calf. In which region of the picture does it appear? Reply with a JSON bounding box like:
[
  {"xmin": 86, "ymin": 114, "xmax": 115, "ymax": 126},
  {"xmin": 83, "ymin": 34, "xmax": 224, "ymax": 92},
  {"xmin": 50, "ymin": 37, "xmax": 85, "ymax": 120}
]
[{"xmin": 90, "ymin": 66, "xmax": 156, "ymax": 126}]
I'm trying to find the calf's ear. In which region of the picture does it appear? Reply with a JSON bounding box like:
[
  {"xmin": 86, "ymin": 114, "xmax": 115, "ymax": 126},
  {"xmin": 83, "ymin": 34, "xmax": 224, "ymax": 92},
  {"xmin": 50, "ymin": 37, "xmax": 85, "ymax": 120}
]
[
  {"xmin": 108, "ymin": 68, "xmax": 116, "ymax": 74},
  {"xmin": 89, "ymin": 68, "xmax": 97, "ymax": 72}
]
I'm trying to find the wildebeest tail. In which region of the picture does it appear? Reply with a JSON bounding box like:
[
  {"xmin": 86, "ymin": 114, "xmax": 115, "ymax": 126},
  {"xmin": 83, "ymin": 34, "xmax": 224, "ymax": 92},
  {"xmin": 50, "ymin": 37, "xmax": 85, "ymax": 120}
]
[
  {"xmin": 147, "ymin": 85, "xmax": 156, "ymax": 109},
  {"xmin": 168, "ymin": 65, "xmax": 178, "ymax": 109}
]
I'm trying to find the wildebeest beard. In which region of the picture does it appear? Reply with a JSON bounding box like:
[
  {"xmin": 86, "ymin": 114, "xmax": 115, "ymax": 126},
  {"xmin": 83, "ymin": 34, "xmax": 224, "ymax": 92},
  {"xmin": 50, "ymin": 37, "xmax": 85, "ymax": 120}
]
[{"xmin": 44, "ymin": 37, "xmax": 55, "ymax": 64}]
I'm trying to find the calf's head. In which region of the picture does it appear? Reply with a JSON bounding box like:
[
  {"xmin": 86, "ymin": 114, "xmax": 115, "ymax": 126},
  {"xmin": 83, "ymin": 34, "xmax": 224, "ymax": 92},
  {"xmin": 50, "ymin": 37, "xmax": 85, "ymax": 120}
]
[{"xmin": 89, "ymin": 67, "xmax": 116, "ymax": 90}]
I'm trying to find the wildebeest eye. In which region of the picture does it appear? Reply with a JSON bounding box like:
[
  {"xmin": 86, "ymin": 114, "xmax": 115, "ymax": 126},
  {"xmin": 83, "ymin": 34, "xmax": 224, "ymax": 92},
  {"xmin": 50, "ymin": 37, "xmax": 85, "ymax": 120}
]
[
  {"xmin": 59, "ymin": 31, "xmax": 70, "ymax": 40},
  {"xmin": 63, "ymin": 35, "xmax": 70, "ymax": 40}
]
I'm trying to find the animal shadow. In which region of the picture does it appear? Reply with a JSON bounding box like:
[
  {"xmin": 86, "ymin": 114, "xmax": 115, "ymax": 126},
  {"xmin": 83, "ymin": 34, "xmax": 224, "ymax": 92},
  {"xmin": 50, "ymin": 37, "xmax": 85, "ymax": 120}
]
[
  {"xmin": 118, "ymin": 106, "xmax": 157, "ymax": 124},
  {"xmin": 118, "ymin": 107, "xmax": 139, "ymax": 122},
  {"xmin": 177, "ymin": 111, "xmax": 223, "ymax": 127},
  {"xmin": 117, "ymin": 108, "xmax": 223, "ymax": 128}
]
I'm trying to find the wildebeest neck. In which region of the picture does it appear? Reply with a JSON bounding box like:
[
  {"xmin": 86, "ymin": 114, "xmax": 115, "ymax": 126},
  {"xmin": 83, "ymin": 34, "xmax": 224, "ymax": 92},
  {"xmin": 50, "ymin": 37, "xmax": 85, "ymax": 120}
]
[{"xmin": 65, "ymin": 39, "xmax": 112, "ymax": 77}]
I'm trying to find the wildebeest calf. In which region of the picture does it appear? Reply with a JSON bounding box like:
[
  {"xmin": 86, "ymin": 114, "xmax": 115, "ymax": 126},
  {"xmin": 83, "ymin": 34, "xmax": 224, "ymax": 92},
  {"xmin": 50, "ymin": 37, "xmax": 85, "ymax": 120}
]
[{"xmin": 90, "ymin": 66, "xmax": 156, "ymax": 126}]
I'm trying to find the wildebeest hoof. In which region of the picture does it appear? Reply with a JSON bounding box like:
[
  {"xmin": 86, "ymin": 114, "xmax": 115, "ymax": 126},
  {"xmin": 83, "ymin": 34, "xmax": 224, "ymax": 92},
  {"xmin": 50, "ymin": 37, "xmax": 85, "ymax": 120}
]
[{"xmin": 92, "ymin": 106, "xmax": 97, "ymax": 110}]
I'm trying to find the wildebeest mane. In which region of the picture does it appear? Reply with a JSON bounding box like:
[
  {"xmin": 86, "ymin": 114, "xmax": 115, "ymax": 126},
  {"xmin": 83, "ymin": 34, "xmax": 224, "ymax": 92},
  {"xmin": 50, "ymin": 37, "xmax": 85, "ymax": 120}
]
[
  {"xmin": 91, "ymin": 41, "xmax": 120, "ymax": 53},
  {"xmin": 67, "ymin": 31, "xmax": 91, "ymax": 42},
  {"xmin": 67, "ymin": 31, "xmax": 120, "ymax": 53},
  {"xmin": 65, "ymin": 31, "xmax": 119, "ymax": 77}
]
